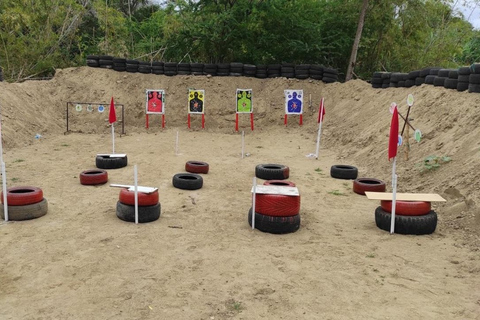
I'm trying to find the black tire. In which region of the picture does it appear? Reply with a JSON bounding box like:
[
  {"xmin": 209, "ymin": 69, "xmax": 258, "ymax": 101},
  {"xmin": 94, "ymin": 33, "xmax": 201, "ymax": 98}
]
[
  {"xmin": 96, "ymin": 155, "xmax": 128, "ymax": 169},
  {"xmin": 295, "ymin": 74, "xmax": 309, "ymax": 80},
  {"xmin": 419, "ymin": 68, "xmax": 431, "ymax": 77},
  {"xmin": 248, "ymin": 208, "xmax": 300, "ymax": 234},
  {"xmin": 404, "ymin": 80, "xmax": 415, "ymax": 88},
  {"xmin": 468, "ymin": 84, "xmax": 480, "ymax": 93},
  {"xmin": 330, "ymin": 165, "xmax": 358, "ymax": 180},
  {"xmin": 458, "ymin": 66, "xmax": 470, "ymax": 75},
  {"xmin": 322, "ymin": 77, "xmax": 337, "ymax": 83},
  {"xmin": 87, "ymin": 60, "xmax": 99, "ymax": 67},
  {"xmin": 470, "ymin": 63, "xmax": 480, "ymax": 74},
  {"xmin": 457, "ymin": 82, "xmax": 469, "ymax": 92},
  {"xmin": 469, "ymin": 74, "xmax": 480, "ymax": 84},
  {"xmin": 0, "ymin": 198, "xmax": 48, "ymax": 221},
  {"xmin": 164, "ymin": 71, "xmax": 177, "ymax": 76},
  {"xmin": 374, "ymin": 206, "xmax": 437, "ymax": 235},
  {"xmin": 255, "ymin": 164, "xmax": 289, "ymax": 180},
  {"xmin": 428, "ymin": 68, "xmax": 441, "ymax": 75},
  {"xmin": 424, "ymin": 75, "xmax": 436, "ymax": 84},
  {"xmin": 407, "ymin": 70, "xmax": 420, "ymax": 79},
  {"xmin": 415, "ymin": 77, "xmax": 425, "ymax": 86},
  {"xmin": 448, "ymin": 70, "xmax": 458, "ymax": 79},
  {"xmin": 437, "ymin": 69, "xmax": 451, "ymax": 77},
  {"xmin": 116, "ymin": 201, "xmax": 160, "ymax": 223},
  {"xmin": 433, "ymin": 77, "xmax": 446, "ymax": 87},
  {"xmin": 281, "ymin": 72, "xmax": 295, "ymax": 78},
  {"xmin": 458, "ymin": 75, "xmax": 470, "ymax": 82},
  {"xmin": 444, "ymin": 78, "xmax": 458, "ymax": 89},
  {"xmin": 172, "ymin": 173, "xmax": 203, "ymax": 190}
]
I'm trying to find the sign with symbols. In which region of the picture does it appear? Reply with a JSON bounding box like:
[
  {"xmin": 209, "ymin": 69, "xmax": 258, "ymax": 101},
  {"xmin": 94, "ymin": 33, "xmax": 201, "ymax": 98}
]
[
  {"xmin": 285, "ymin": 90, "xmax": 304, "ymax": 114},
  {"xmin": 188, "ymin": 89, "xmax": 205, "ymax": 114},
  {"xmin": 146, "ymin": 89, "xmax": 165, "ymax": 114},
  {"xmin": 236, "ymin": 89, "xmax": 253, "ymax": 113},
  {"xmin": 86, "ymin": 104, "xmax": 93, "ymax": 112}
]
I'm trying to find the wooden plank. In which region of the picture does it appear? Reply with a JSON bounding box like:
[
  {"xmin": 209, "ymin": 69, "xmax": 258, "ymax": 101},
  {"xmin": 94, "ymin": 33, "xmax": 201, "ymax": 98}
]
[
  {"xmin": 251, "ymin": 185, "xmax": 299, "ymax": 196},
  {"xmin": 365, "ymin": 192, "xmax": 446, "ymax": 202}
]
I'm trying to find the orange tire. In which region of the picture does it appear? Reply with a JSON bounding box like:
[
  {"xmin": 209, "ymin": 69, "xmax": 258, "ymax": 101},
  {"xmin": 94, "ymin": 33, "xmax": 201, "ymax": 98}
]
[
  {"xmin": 353, "ymin": 178, "xmax": 386, "ymax": 195},
  {"xmin": 119, "ymin": 189, "xmax": 159, "ymax": 206},
  {"xmin": 254, "ymin": 193, "xmax": 300, "ymax": 217},
  {"xmin": 1, "ymin": 186, "xmax": 43, "ymax": 206}
]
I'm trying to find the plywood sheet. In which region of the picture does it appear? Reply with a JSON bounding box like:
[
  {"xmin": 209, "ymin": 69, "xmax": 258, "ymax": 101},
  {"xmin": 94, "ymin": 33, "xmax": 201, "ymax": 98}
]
[{"xmin": 365, "ymin": 192, "xmax": 446, "ymax": 202}]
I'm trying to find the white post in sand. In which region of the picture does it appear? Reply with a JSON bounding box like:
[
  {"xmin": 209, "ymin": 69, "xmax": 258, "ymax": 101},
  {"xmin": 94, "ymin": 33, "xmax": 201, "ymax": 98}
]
[
  {"xmin": 315, "ymin": 98, "xmax": 325, "ymax": 159},
  {"xmin": 0, "ymin": 106, "xmax": 8, "ymax": 221},
  {"xmin": 252, "ymin": 177, "xmax": 257, "ymax": 230},
  {"xmin": 112, "ymin": 124, "xmax": 115, "ymax": 154},
  {"xmin": 134, "ymin": 165, "xmax": 139, "ymax": 224},
  {"xmin": 241, "ymin": 130, "xmax": 245, "ymax": 159},
  {"xmin": 390, "ymin": 158, "xmax": 397, "ymax": 234}
]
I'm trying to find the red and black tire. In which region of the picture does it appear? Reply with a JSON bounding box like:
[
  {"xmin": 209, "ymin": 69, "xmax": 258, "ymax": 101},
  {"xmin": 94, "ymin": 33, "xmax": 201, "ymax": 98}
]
[
  {"xmin": 119, "ymin": 189, "xmax": 159, "ymax": 206},
  {"xmin": 353, "ymin": 178, "xmax": 386, "ymax": 195},
  {"xmin": 1, "ymin": 186, "xmax": 43, "ymax": 206},
  {"xmin": 80, "ymin": 169, "xmax": 108, "ymax": 185},
  {"xmin": 248, "ymin": 208, "xmax": 300, "ymax": 234},
  {"xmin": 254, "ymin": 194, "xmax": 300, "ymax": 217},
  {"xmin": 263, "ymin": 180, "xmax": 296, "ymax": 187},
  {"xmin": 380, "ymin": 200, "xmax": 431, "ymax": 216},
  {"xmin": 0, "ymin": 198, "xmax": 48, "ymax": 221},
  {"xmin": 375, "ymin": 206, "xmax": 437, "ymax": 235},
  {"xmin": 185, "ymin": 161, "xmax": 209, "ymax": 174}
]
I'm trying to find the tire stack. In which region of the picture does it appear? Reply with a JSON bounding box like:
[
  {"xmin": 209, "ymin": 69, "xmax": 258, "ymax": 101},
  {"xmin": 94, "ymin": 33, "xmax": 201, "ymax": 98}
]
[
  {"xmin": 126, "ymin": 59, "xmax": 139, "ymax": 73},
  {"xmin": 138, "ymin": 61, "xmax": 152, "ymax": 74},
  {"xmin": 113, "ymin": 58, "xmax": 126, "ymax": 72},
  {"xmin": 0, "ymin": 66, "xmax": 4, "ymax": 82},
  {"xmin": 243, "ymin": 64, "xmax": 257, "ymax": 78},
  {"xmin": 217, "ymin": 63, "xmax": 230, "ymax": 76},
  {"xmin": 375, "ymin": 201, "xmax": 437, "ymax": 235},
  {"xmin": 444, "ymin": 69, "xmax": 458, "ymax": 90},
  {"xmin": 390, "ymin": 72, "xmax": 407, "ymax": 87},
  {"xmin": 457, "ymin": 66, "xmax": 470, "ymax": 92},
  {"xmin": 204, "ymin": 63, "xmax": 217, "ymax": 76},
  {"xmin": 469, "ymin": 63, "xmax": 480, "ymax": 93},
  {"xmin": 405, "ymin": 70, "xmax": 418, "ymax": 88},
  {"xmin": 0, "ymin": 186, "xmax": 48, "ymax": 221},
  {"xmin": 281, "ymin": 63, "xmax": 295, "ymax": 78},
  {"xmin": 267, "ymin": 64, "xmax": 281, "ymax": 78},
  {"xmin": 381, "ymin": 72, "xmax": 391, "ymax": 88},
  {"xmin": 295, "ymin": 64, "xmax": 310, "ymax": 80},
  {"xmin": 116, "ymin": 189, "xmax": 161, "ymax": 223},
  {"xmin": 255, "ymin": 65, "xmax": 267, "ymax": 78},
  {"xmin": 230, "ymin": 62, "xmax": 243, "ymax": 76},
  {"xmin": 86, "ymin": 55, "xmax": 100, "ymax": 68},
  {"xmin": 98, "ymin": 55, "xmax": 114, "ymax": 69},
  {"xmin": 177, "ymin": 63, "xmax": 191, "ymax": 75},
  {"xmin": 190, "ymin": 63, "xmax": 204, "ymax": 76},
  {"xmin": 433, "ymin": 68, "xmax": 450, "ymax": 87},
  {"xmin": 164, "ymin": 62, "xmax": 178, "ymax": 76},
  {"xmin": 370, "ymin": 72, "xmax": 385, "ymax": 88},
  {"xmin": 322, "ymin": 67, "xmax": 338, "ymax": 83},
  {"xmin": 152, "ymin": 62, "xmax": 164, "ymax": 75},
  {"xmin": 309, "ymin": 65, "xmax": 323, "ymax": 81},
  {"xmin": 415, "ymin": 69, "xmax": 427, "ymax": 86}
]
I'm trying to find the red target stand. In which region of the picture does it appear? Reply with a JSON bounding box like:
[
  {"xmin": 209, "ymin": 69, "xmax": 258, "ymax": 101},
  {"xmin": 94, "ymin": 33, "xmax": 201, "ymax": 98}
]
[
  {"xmin": 235, "ymin": 113, "xmax": 254, "ymax": 131},
  {"xmin": 187, "ymin": 89, "xmax": 205, "ymax": 129},
  {"xmin": 235, "ymin": 89, "xmax": 254, "ymax": 131},
  {"xmin": 145, "ymin": 89, "xmax": 166, "ymax": 129},
  {"xmin": 284, "ymin": 89, "xmax": 304, "ymax": 126}
]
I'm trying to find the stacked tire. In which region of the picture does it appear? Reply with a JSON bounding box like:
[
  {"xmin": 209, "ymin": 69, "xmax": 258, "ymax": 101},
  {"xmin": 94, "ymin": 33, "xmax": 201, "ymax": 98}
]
[
  {"xmin": 248, "ymin": 180, "xmax": 300, "ymax": 234},
  {"xmin": 444, "ymin": 69, "xmax": 458, "ymax": 90},
  {"xmin": 267, "ymin": 64, "xmax": 281, "ymax": 78},
  {"xmin": 322, "ymin": 67, "xmax": 338, "ymax": 83},
  {"xmin": 281, "ymin": 63, "xmax": 295, "ymax": 78},
  {"xmin": 405, "ymin": 70, "xmax": 419, "ymax": 88},
  {"xmin": 390, "ymin": 72, "xmax": 407, "ymax": 88},
  {"xmin": 375, "ymin": 201, "xmax": 437, "ymax": 235},
  {"xmin": 433, "ymin": 69, "xmax": 450, "ymax": 87},
  {"xmin": 255, "ymin": 65, "xmax": 267, "ymax": 79},
  {"xmin": 469, "ymin": 63, "xmax": 480, "ymax": 93},
  {"xmin": 113, "ymin": 58, "xmax": 126, "ymax": 72},
  {"xmin": 309, "ymin": 65, "xmax": 323, "ymax": 81},
  {"xmin": 204, "ymin": 63, "xmax": 217, "ymax": 76},
  {"xmin": 295, "ymin": 64, "xmax": 310, "ymax": 80},
  {"xmin": 230, "ymin": 62, "xmax": 243, "ymax": 77},
  {"xmin": 138, "ymin": 62, "xmax": 152, "ymax": 74},
  {"xmin": 191, "ymin": 63, "xmax": 204, "ymax": 76},
  {"xmin": 126, "ymin": 59, "xmax": 139, "ymax": 73},
  {"xmin": 86, "ymin": 55, "xmax": 100, "ymax": 68},
  {"xmin": 457, "ymin": 66, "xmax": 470, "ymax": 92},
  {"xmin": 0, "ymin": 66, "xmax": 3, "ymax": 82},
  {"xmin": 116, "ymin": 189, "xmax": 160, "ymax": 223},
  {"xmin": 98, "ymin": 55, "xmax": 114, "ymax": 69},
  {"xmin": 217, "ymin": 63, "xmax": 230, "ymax": 76},
  {"xmin": 243, "ymin": 64, "xmax": 257, "ymax": 77},
  {"xmin": 0, "ymin": 186, "xmax": 48, "ymax": 221},
  {"xmin": 177, "ymin": 63, "xmax": 191, "ymax": 75},
  {"xmin": 152, "ymin": 62, "xmax": 164, "ymax": 75},
  {"xmin": 164, "ymin": 62, "xmax": 178, "ymax": 76},
  {"xmin": 371, "ymin": 72, "xmax": 385, "ymax": 88}
]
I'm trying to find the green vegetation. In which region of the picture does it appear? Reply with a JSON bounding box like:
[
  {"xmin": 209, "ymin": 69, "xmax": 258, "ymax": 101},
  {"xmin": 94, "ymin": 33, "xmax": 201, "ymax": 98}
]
[
  {"xmin": 13, "ymin": 159, "xmax": 25, "ymax": 163},
  {"xmin": 328, "ymin": 190, "xmax": 346, "ymax": 196},
  {"xmin": 0, "ymin": 0, "xmax": 478, "ymax": 81},
  {"xmin": 417, "ymin": 155, "xmax": 452, "ymax": 173}
]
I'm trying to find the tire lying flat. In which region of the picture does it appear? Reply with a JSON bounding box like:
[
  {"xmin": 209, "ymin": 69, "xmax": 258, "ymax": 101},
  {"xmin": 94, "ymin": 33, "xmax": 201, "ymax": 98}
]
[
  {"xmin": 353, "ymin": 178, "xmax": 386, "ymax": 195},
  {"xmin": 0, "ymin": 198, "xmax": 48, "ymax": 221},
  {"xmin": 116, "ymin": 201, "xmax": 161, "ymax": 223},
  {"xmin": 96, "ymin": 155, "xmax": 128, "ymax": 169},
  {"xmin": 374, "ymin": 206, "xmax": 437, "ymax": 235},
  {"xmin": 119, "ymin": 189, "xmax": 159, "ymax": 206},
  {"xmin": 248, "ymin": 208, "xmax": 300, "ymax": 234},
  {"xmin": 185, "ymin": 161, "xmax": 209, "ymax": 174},
  {"xmin": 380, "ymin": 200, "xmax": 431, "ymax": 216},
  {"xmin": 255, "ymin": 164, "xmax": 290, "ymax": 180},
  {"xmin": 172, "ymin": 173, "xmax": 203, "ymax": 190},
  {"xmin": 1, "ymin": 186, "xmax": 43, "ymax": 206},
  {"xmin": 330, "ymin": 165, "xmax": 358, "ymax": 180},
  {"xmin": 80, "ymin": 169, "xmax": 108, "ymax": 185}
]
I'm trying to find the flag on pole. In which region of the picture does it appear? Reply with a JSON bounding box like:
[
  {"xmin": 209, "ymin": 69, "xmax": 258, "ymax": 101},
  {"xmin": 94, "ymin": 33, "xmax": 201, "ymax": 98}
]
[
  {"xmin": 389, "ymin": 106, "xmax": 398, "ymax": 160},
  {"xmin": 109, "ymin": 97, "xmax": 117, "ymax": 124},
  {"xmin": 317, "ymin": 98, "xmax": 326, "ymax": 123}
]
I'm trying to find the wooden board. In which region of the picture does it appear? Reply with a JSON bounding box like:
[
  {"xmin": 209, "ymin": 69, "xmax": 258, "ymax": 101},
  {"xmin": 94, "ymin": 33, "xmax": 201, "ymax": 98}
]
[
  {"xmin": 251, "ymin": 185, "xmax": 299, "ymax": 196},
  {"xmin": 365, "ymin": 192, "xmax": 446, "ymax": 202}
]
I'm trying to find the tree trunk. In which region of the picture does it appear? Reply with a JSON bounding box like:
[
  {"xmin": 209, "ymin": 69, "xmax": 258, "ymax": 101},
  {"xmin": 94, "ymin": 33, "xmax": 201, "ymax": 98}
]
[{"xmin": 345, "ymin": 0, "xmax": 369, "ymax": 81}]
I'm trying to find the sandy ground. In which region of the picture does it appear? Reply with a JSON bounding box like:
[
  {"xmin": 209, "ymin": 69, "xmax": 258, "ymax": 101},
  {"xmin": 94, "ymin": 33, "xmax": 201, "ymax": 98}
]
[{"xmin": 0, "ymin": 68, "xmax": 479, "ymax": 319}]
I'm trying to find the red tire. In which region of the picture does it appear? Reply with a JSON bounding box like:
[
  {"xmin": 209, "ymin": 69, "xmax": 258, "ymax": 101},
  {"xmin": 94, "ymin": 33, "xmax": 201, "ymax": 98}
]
[
  {"xmin": 353, "ymin": 178, "xmax": 386, "ymax": 195},
  {"xmin": 380, "ymin": 200, "xmax": 431, "ymax": 216},
  {"xmin": 185, "ymin": 161, "xmax": 209, "ymax": 174},
  {"xmin": 119, "ymin": 189, "xmax": 159, "ymax": 206},
  {"xmin": 80, "ymin": 169, "xmax": 108, "ymax": 185},
  {"xmin": 1, "ymin": 186, "xmax": 43, "ymax": 206},
  {"xmin": 254, "ymin": 193, "xmax": 300, "ymax": 217},
  {"xmin": 263, "ymin": 180, "xmax": 296, "ymax": 187}
]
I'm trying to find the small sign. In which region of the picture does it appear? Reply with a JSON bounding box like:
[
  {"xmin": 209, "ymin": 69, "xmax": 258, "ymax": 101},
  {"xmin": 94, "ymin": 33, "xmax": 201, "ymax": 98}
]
[
  {"xmin": 236, "ymin": 89, "xmax": 253, "ymax": 113},
  {"xmin": 389, "ymin": 102, "xmax": 397, "ymax": 114},
  {"xmin": 407, "ymin": 94, "xmax": 414, "ymax": 107},
  {"xmin": 414, "ymin": 129, "xmax": 422, "ymax": 142},
  {"xmin": 75, "ymin": 104, "xmax": 82, "ymax": 112},
  {"xmin": 86, "ymin": 104, "xmax": 94, "ymax": 112},
  {"xmin": 98, "ymin": 105, "xmax": 105, "ymax": 113}
]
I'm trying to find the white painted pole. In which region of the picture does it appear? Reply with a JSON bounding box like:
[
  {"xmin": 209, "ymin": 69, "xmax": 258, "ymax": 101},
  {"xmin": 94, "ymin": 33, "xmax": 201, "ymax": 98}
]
[
  {"xmin": 252, "ymin": 177, "xmax": 257, "ymax": 230},
  {"xmin": 241, "ymin": 130, "xmax": 245, "ymax": 159},
  {"xmin": 390, "ymin": 157, "xmax": 397, "ymax": 234},
  {"xmin": 134, "ymin": 165, "xmax": 138, "ymax": 224},
  {"xmin": 175, "ymin": 131, "xmax": 179, "ymax": 155},
  {"xmin": 2, "ymin": 162, "xmax": 7, "ymax": 222},
  {"xmin": 112, "ymin": 124, "xmax": 115, "ymax": 154},
  {"xmin": 315, "ymin": 99, "xmax": 325, "ymax": 159}
]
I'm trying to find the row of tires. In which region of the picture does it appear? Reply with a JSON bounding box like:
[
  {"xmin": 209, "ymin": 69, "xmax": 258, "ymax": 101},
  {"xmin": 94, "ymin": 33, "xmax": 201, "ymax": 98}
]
[
  {"xmin": 0, "ymin": 67, "xmax": 3, "ymax": 82},
  {"xmin": 86, "ymin": 55, "xmax": 339, "ymax": 82},
  {"xmin": 371, "ymin": 64, "xmax": 480, "ymax": 93}
]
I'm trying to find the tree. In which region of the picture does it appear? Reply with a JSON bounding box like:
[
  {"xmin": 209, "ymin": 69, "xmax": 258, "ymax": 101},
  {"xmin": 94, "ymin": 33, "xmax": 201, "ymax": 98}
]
[{"xmin": 346, "ymin": 0, "xmax": 369, "ymax": 81}]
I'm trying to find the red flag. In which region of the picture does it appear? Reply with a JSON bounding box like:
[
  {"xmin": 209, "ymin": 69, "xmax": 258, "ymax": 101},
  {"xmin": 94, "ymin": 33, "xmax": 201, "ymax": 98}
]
[
  {"xmin": 389, "ymin": 106, "xmax": 399, "ymax": 160},
  {"xmin": 109, "ymin": 97, "xmax": 116, "ymax": 124},
  {"xmin": 317, "ymin": 98, "xmax": 326, "ymax": 123}
]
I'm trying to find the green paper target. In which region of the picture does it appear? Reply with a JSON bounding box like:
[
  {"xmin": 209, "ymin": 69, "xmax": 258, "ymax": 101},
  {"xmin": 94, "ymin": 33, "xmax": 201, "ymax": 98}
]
[
  {"xmin": 75, "ymin": 104, "xmax": 82, "ymax": 112},
  {"xmin": 414, "ymin": 129, "xmax": 422, "ymax": 142},
  {"xmin": 407, "ymin": 94, "xmax": 414, "ymax": 107}
]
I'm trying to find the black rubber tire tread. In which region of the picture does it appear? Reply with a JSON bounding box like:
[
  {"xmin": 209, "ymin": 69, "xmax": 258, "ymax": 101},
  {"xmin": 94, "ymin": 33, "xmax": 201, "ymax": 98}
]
[
  {"xmin": 172, "ymin": 173, "xmax": 203, "ymax": 190},
  {"xmin": 469, "ymin": 74, "xmax": 480, "ymax": 84},
  {"xmin": 119, "ymin": 189, "xmax": 159, "ymax": 206},
  {"xmin": 433, "ymin": 77, "xmax": 446, "ymax": 86},
  {"xmin": 374, "ymin": 206, "xmax": 437, "ymax": 235},
  {"xmin": 322, "ymin": 76, "xmax": 337, "ymax": 83},
  {"xmin": 468, "ymin": 84, "xmax": 480, "ymax": 93},
  {"xmin": 86, "ymin": 55, "xmax": 99, "ymax": 60},
  {"xmin": 185, "ymin": 161, "xmax": 209, "ymax": 174},
  {"xmin": 330, "ymin": 165, "xmax": 358, "ymax": 180},
  {"xmin": 263, "ymin": 180, "xmax": 296, "ymax": 187},
  {"xmin": 281, "ymin": 73, "xmax": 295, "ymax": 78},
  {"xmin": 126, "ymin": 59, "xmax": 139, "ymax": 64},
  {"xmin": 458, "ymin": 75, "xmax": 470, "ymax": 82},
  {"xmin": 404, "ymin": 80, "xmax": 415, "ymax": 88},
  {"xmin": 353, "ymin": 178, "xmax": 386, "ymax": 195},
  {"xmin": 0, "ymin": 198, "xmax": 48, "ymax": 221},
  {"xmin": 415, "ymin": 77, "xmax": 425, "ymax": 86},
  {"xmin": 248, "ymin": 208, "xmax": 300, "ymax": 234},
  {"xmin": 1, "ymin": 186, "xmax": 44, "ymax": 206},
  {"xmin": 116, "ymin": 201, "xmax": 160, "ymax": 223},
  {"xmin": 310, "ymin": 74, "xmax": 322, "ymax": 80},
  {"xmin": 458, "ymin": 67, "xmax": 470, "ymax": 75},
  {"xmin": 255, "ymin": 164, "xmax": 290, "ymax": 180},
  {"xmin": 254, "ymin": 194, "xmax": 300, "ymax": 217},
  {"xmin": 448, "ymin": 70, "xmax": 458, "ymax": 79},
  {"xmin": 80, "ymin": 169, "xmax": 108, "ymax": 185},
  {"xmin": 457, "ymin": 82, "xmax": 469, "ymax": 92},
  {"xmin": 428, "ymin": 68, "xmax": 441, "ymax": 75},
  {"xmin": 470, "ymin": 63, "xmax": 480, "ymax": 74},
  {"xmin": 419, "ymin": 68, "xmax": 431, "ymax": 77},
  {"xmin": 96, "ymin": 155, "xmax": 128, "ymax": 169},
  {"xmin": 98, "ymin": 55, "xmax": 113, "ymax": 60},
  {"xmin": 295, "ymin": 74, "xmax": 309, "ymax": 80},
  {"xmin": 424, "ymin": 75, "xmax": 436, "ymax": 84},
  {"xmin": 437, "ymin": 69, "xmax": 451, "ymax": 77},
  {"xmin": 444, "ymin": 78, "xmax": 458, "ymax": 89},
  {"xmin": 407, "ymin": 70, "xmax": 420, "ymax": 79}
]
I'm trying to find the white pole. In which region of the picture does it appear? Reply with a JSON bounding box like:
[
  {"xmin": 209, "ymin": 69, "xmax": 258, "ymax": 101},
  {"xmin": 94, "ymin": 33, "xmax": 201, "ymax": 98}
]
[
  {"xmin": 241, "ymin": 130, "xmax": 245, "ymax": 159},
  {"xmin": 111, "ymin": 124, "xmax": 115, "ymax": 154},
  {"xmin": 252, "ymin": 177, "xmax": 257, "ymax": 230},
  {"xmin": 390, "ymin": 157, "xmax": 397, "ymax": 234},
  {"xmin": 134, "ymin": 165, "xmax": 138, "ymax": 224},
  {"xmin": 2, "ymin": 162, "xmax": 7, "ymax": 222},
  {"xmin": 175, "ymin": 131, "xmax": 179, "ymax": 155}
]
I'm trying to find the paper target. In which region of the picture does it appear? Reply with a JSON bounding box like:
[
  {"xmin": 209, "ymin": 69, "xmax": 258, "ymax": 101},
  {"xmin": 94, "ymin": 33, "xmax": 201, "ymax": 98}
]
[
  {"xmin": 75, "ymin": 104, "xmax": 82, "ymax": 112},
  {"xmin": 86, "ymin": 104, "xmax": 93, "ymax": 112},
  {"xmin": 98, "ymin": 105, "xmax": 105, "ymax": 113}
]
